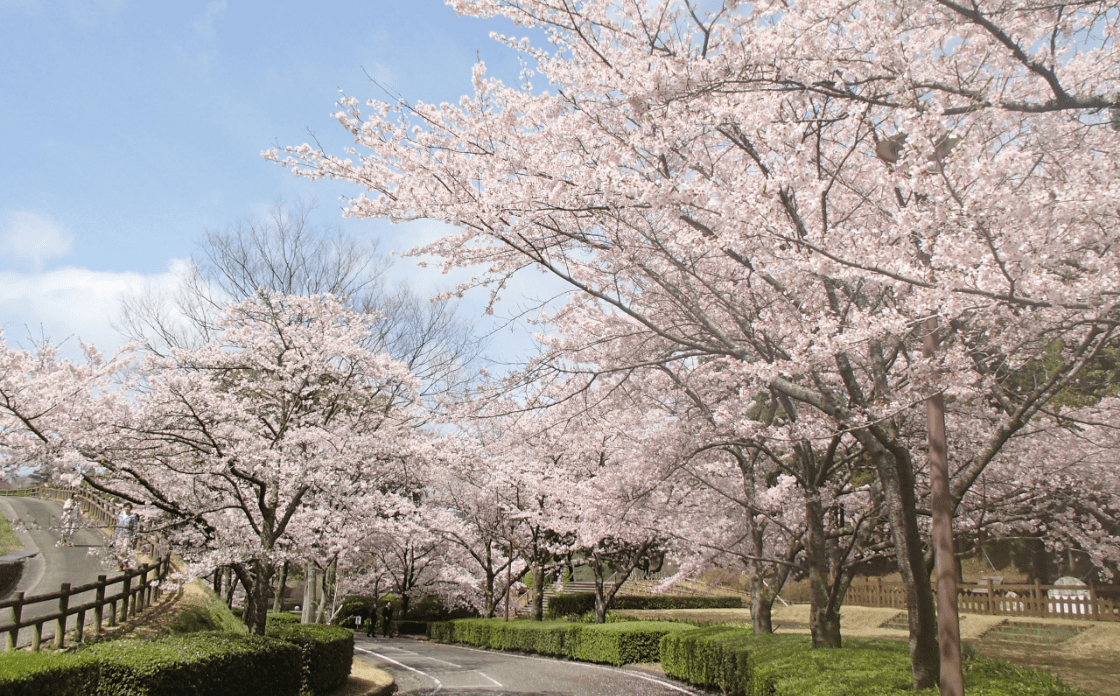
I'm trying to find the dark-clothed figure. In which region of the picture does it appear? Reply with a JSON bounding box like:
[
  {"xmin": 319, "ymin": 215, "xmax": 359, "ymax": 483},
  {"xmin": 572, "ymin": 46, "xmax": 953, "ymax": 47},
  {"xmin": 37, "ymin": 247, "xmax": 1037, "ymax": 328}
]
[{"xmin": 381, "ymin": 601, "xmax": 393, "ymax": 637}]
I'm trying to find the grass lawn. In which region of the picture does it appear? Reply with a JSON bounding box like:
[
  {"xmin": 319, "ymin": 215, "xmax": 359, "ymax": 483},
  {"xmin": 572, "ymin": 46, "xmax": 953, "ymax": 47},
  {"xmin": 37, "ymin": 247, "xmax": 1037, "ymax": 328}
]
[{"xmin": 0, "ymin": 512, "xmax": 21, "ymax": 556}]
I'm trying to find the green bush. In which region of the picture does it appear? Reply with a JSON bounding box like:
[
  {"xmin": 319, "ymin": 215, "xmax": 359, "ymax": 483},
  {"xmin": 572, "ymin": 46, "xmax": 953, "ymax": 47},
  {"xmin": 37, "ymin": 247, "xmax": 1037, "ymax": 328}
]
[
  {"xmin": 396, "ymin": 620, "xmax": 429, "ymax": 635},
  {"xmin": 427, "ymin": 617, "xmax": 688, "ymax": 665},
  {"xmin": 266, "ymin": 612, "xmax": 301, "ymax": 626},
  {"xmin": 659, "ymin": 628, "xmax": 1092, "ymax": 696},
  {"xmin": 267, "ymin": 623, "xmax": 353, "ymax": 696},
  {"xmin": 84, "ymin": 631, "xmax": 300, "ymax": 696},
  {"xmin": 545, "ymin": 593, "xmax": 596, "ymax": 618},
  {"xmin": 614, "ymin": 595, "xmax": 742, "ymax": 610},
  {"xmin": 0, "ymin": 650, "xmax": 100, "ymax": 696},
  {"xmin": 547, "ymin": 592, "xmax": 740, "ymax": 618},
  {"xmin": 331, "ymin": 595, "xmax": 375, "ymax": 628},
  {"xmin": 569, "ymin": 621, "xmax": 694, "ymax": 666}
]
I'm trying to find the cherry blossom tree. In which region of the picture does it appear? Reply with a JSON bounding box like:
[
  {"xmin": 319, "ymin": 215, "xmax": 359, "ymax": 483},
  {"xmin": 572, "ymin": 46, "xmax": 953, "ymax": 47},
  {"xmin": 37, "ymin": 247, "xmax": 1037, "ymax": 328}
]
[
  {"xmin": 274, "ymin": 0, "xmax": 1120, "ymax": 685},
  {"xmin": 1, "ymin": 292, "xmax": 423, "ymax": 634}
]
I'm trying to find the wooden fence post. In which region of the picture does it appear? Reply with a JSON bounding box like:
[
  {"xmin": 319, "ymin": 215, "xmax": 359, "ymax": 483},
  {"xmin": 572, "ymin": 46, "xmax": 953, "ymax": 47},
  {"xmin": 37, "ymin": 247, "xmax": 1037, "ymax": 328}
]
[
  {"xmin": 1089, "ymin": 583, "xmax": 1099, "ymax": 620},
  {"xmin": 31, "ymin": 621, "xmax": 42, "ymax": 651},
  {"xmin": 120, "ymin": 574, "xmax": 132, "ymax": 623},
  {"xmin": 985, "ymin": 578, "xmax": 995, "ymax": 615},
  {"xmin": 55, "ymin": 583, "xmax": 70, "ymax": 648},
  {"xmin": 94, "ymin": 575, "xmax": 106, "ymax": 636},
  {"xmin": 5, "ymin": 592, "xmax": 23, "ymax": 651},
  {"xmin": 1035, "ymin": 580, "xmax": 1045, "ymax": 618}
]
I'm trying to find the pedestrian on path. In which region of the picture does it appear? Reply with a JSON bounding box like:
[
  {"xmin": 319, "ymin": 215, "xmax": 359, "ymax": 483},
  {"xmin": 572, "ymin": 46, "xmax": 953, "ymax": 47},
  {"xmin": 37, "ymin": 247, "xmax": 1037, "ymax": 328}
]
[
  {"xmin": 60, "ymin": 494, "xmax": 81, "ymax": 546},
  {"xmin": 113, "ymin": 503, "xmax": 140, "ymax": 567},
  {"xmin": 381, "ymin": 600, "xmax": 393, "ymax": 638}
]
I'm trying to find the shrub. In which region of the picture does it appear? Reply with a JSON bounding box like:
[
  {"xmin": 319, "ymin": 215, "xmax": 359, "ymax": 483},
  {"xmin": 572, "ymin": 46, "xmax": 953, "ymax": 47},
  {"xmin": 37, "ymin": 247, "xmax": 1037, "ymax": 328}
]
[
  {"xmin": 84, "ymin": 631, "xmax": 300, "ymax": 696},
  {"xmin": 546, "ymin": 593, "xmax": 596, "ymax": 618},
  {"xmin": 569, "ymin": 621, "xmax": 694, "ymax": 666},
  {"xmin": 396, "ymin": 620, "xmax": 429, "ymax": 635},
  {"xmin": 0, "ymin": 650, "xmax": 100, "ymax": 696},
  {"xmin": 266, "ymin": 612, "xmax": 301, "ymax": 626},
  {"xmin": 267, "ymin": 623, "xmax": 353, "ymax": 696},
  {"xmin": 427, "ymin": 617, "xmax": 688, "ymax": 665},
  {"xmin": 614, "ymin": 595, "xmax": 742, "ymax": 610},
  {"xmin": 547, "ymin": 592, "xmax": 740, "ymax": 618},
  {"xmin": 331, "ymin": 595, "xmax": 375, "ymax": 628}
]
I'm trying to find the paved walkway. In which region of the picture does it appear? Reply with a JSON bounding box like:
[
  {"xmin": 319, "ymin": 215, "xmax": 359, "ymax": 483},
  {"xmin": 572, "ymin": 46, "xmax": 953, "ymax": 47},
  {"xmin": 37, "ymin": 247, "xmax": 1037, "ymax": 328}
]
[{"xmin": 0, "ymin": 496, "xmax": 119, "ymax": 647}]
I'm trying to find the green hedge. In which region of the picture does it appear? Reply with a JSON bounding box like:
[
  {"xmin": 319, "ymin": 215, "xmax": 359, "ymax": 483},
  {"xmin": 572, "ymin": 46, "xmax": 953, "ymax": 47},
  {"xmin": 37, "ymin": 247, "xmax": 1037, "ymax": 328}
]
[
  {"xmin": 266, "ymin": 624, "xmax": 353, "ymax": 696},
  {"xmin": 0, "ymin": 650, "xmax": 100, "ymax": 696},
  {"xmin": 545, "ymin": 593, "xmax": 596, "ymax": 618},
  {"xmin": 569, "ymin": 621, "xmax": 694, "ymax": 665},
  {"xmin": 84, "ymin": 631, "xmax": 301, "ymax": 696},
  {"xmin": 396, "ymin": 620, "xmax": 429, "ymax": 635},
  {"xmin": 660, "ymin": 627, "xmax": 1093, "ymax": 696},
  {"xmin": 614, "ymin": 595, "xmax": 741, "ymax": 610},
  {"xmin": 267, "ymin": 612, "xmax": 301, "ymax": 626},
  {"xmin": 546, "ymin": 592, "xmax": 741, "ymax": 618},
  {"xmin": 428, "ymin": 618, "xmax": 690, "ymax": 665}
]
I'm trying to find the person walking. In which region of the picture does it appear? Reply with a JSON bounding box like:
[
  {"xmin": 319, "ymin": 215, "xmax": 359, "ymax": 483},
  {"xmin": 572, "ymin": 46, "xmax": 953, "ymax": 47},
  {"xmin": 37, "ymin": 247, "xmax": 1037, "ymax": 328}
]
[
  {"xmin": 60, "ymin": 494, "xmax": 81, "ymax": 546},
  {"xmin": 113, "ymin": 503, "xmax": 140, "ymax": 567},
  {"xmin": 381, "ymin": 600, "xmax": 393, "ymax": 638}
]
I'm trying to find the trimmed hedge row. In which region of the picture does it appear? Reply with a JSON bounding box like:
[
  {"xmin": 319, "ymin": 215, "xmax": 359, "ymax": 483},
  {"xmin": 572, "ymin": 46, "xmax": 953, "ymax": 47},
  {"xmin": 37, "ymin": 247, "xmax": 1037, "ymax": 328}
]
[
  {"xmin": 0, "ymin": 624, "xmax": 353, "ymax": 696},
  {"xmin": 0, "ymin": 650, "xmax": 99, "ymax": 696},
  {"xmin": 546, "ymin": 592, "xmax": 741, "ymax": 618},
  {"xmin": 266, "ymin": 624, "xmax": 353, "ymax": 696},
  {"xmin": 659, "ymin": 627, "xmax": 1093, "ymax": 696},
  {"xmin": 0, "ymin": 632, "xmax": 301, "ymax": 696},
  {"xmin": 86, "ymin": 632, "xmax": 301, "ymax": 696},
  {"xmin": 267, "ymin": 612, "xmax": 302, "ymax": 626},
  {"xmin": 428, "ymin": 618, "xmax": 692, "ymax": 666}
]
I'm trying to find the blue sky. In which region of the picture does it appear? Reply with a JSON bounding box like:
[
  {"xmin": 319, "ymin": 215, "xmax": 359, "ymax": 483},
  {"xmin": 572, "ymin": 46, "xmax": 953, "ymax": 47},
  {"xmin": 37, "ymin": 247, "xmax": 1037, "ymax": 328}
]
[{"xmin": 0, "ymin": 0, "xmax": 554, "ymax": 360}]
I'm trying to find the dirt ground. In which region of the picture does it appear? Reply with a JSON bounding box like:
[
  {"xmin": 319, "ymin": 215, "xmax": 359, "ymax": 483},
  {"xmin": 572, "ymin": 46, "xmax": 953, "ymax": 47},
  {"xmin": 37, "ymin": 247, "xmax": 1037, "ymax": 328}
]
[{"xmin": 616, "ymin": 606, "xmax": 1120, "ymax": 696}]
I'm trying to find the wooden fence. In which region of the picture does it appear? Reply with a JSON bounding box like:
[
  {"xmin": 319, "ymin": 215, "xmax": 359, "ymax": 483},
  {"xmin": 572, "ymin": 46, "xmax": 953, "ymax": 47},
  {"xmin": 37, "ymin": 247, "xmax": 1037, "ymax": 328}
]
[
  {"xmin": 1, "ymin": 485, "xmax": 175, "ymax": 649},
  {"xmin": 846, "ymin": 577, "xmax": 1120, "ymax": 621},
  {"xmin": 0, "ymin": 555, "xmax": 172, "ymax": 651}
]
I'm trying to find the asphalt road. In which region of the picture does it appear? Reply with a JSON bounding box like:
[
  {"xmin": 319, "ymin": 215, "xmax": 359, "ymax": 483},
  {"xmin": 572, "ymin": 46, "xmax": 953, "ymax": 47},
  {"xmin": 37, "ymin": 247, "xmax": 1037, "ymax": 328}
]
[
  {"xmin": 0, "ymin": 495, "xmax": 121, "ymax": 646},
  {"xmin": 354, "ymin": 636, "xmax": 698, "ymax": 696}
]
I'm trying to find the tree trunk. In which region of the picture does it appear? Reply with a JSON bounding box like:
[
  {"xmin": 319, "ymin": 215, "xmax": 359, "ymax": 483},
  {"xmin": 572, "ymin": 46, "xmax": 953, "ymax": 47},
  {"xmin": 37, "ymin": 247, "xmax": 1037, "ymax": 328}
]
[
  {"xmin": 224, "ymin": 567, "xmax": 237, "ymax": 608},
  {"xmin": 871, "ymin": 444, "xmax": 939, "ymax": 689},
  {"xmin": 272, "ymin": 561, "xmax": 289, "ymax": 613},
  {"xmin": 531, "ymin": 564, "xmax": 545, "ymax": 621},
  {"xmin": 301, "ymin": 562, "xmax": 316, "ymax": 624},
  {"xmin": 233, "ymin": 560, "xmax": 273, "ymax": 635},
  {"xmin": 805, "ymin": 492, "xmax": 842, "ymax": 648}
]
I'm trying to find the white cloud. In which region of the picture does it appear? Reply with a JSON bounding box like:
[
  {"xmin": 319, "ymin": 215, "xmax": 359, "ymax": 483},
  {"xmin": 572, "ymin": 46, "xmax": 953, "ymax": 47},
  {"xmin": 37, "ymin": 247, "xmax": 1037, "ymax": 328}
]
[
  {"xmin": 0, "ymin": 261, "xmax": 187, "ymax": 356},
  {"xmin": 192, "ymin": 0, "xmax": 226, "ymax": 41},
  {"xmin": 0, "ymin": 210, "xmax": 75, "ymax": 269}
]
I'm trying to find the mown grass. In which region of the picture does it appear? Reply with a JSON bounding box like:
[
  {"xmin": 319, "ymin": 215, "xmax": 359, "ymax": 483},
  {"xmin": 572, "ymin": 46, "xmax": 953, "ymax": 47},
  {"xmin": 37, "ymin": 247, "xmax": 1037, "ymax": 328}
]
[{"xmin": 0, "ymin": 512, "xmax": 21, "ymax": 555}]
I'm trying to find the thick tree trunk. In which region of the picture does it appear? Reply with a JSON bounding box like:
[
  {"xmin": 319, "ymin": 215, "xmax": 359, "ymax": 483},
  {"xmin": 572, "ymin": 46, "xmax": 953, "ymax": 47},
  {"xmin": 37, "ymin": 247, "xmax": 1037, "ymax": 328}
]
[
  {"xmin": 531, "ymin": 564, "xmax": 545, "ymax": 621},
  {"xmin": 873, "ymin": 446, "xmax": 939, "ymax": 689},
  {"xmin": 750, "ymin": 589, "xmax": 774, "ymax": 635},
  {"xmin": 233, "ymin": 560, "xmax": 273, "ymax": 635},
  {"xmin": 805, "ymin": 492, "xmax": 842, "ymax": 648}
]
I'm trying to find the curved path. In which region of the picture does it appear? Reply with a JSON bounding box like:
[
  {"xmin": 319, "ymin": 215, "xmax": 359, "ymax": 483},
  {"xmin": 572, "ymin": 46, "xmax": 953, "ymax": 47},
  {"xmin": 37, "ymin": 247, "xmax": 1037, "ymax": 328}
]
[
  {"xmin": 0, "ymin": 496, "xmax": 117, "ymax": 646},
  {"xmin": 353, "ymin": 636, "xmax": 697, "ymax": 696}
]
